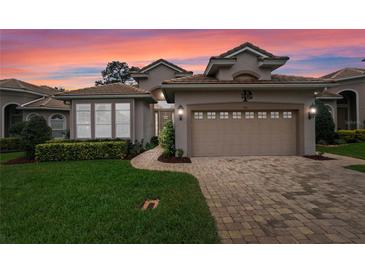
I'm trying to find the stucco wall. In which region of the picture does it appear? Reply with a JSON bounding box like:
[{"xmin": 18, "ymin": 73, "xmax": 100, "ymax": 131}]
[
  {"xmin": 173, "ymin": 88, "xmax": 316, "ymax": 156},
  {"xmin": 22, "ymin": 109, "xmax": 70, "ymax": 134},
  {"xmin": 0, "ymin": 90, "xmax": 41, "ymax": 137},
  {"xmin": 325, "ymin": 79, "xmax": 365, "ymax": 129},
  {"xmin": 138, "ymin": 65, "xmax": 177, "ymax": 91},
  {"xmin": 216, "ymin": 52, "xmax": 272, "ymax": 81},
  {"xmin": 69, "ymin": 98, "xmax": 152, "ymax": 142}
]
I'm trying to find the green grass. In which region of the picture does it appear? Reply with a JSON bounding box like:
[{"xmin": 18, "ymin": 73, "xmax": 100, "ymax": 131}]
[
  {"xmin": 316, "ymin": 143, "xmax": 365, "ymax": 160},
  {"xmin": 0, "ymin": 152, "xmax": 219, "ymax": 243},
  {"xmin": 0, "ymin": 151, "xmax": 25, "ymax": 162},
  {"xmin": 345, "ymin": 165, "xmax": 365, "ymax": 173}
]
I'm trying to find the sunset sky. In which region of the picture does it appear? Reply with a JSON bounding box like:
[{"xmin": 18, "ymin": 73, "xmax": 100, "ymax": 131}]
[{"xmin": 1, "ymin": 29, "xmax": 364, "ymax": 89}]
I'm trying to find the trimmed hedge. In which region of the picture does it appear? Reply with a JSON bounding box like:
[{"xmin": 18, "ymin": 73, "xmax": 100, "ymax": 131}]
[
  {"xmin": 0, "ymin": 137, "xmax": 22, "ymax": 152},
  {"xmin": 35, "ymin": 141, "xmax": 128, "ymax": 162},
  {"xmin": 337, "ymin": 130, "xmax": 365, "ymax": 143},
  {"xmin": 46, "ymin": 138, "xmax": 127, "ymax": 144}
]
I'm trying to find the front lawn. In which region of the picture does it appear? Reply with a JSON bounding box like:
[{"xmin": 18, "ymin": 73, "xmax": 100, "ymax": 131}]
[
  {"xmin": 0, "ymin": 152, "xmax": 219, "ymax": 243},
  {"xmin": 316, "ymin": 143, "xmax": 365, "ymax": 160},
  {"xmin": 345, "ymin": 165, "xmax": 365, "ymax": 173}
]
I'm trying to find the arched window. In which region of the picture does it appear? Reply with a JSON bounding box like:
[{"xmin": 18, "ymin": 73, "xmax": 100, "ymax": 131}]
[
  {"xmin": 49, "ymin": 114, "xmax": 66, "ymax": 138},
  {"xmin": 26, "ymin": 113, "xmax": 40, "ymax": 121}
]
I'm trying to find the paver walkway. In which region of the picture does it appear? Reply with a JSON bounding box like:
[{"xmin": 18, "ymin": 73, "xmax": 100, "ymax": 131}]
[{"xmin": 131, "ymin": 147, "xmax": 365, "ymax": 243}]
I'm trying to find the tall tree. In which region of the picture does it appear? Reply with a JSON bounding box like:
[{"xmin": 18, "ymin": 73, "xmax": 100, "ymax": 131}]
[{"xmin": 95, "ymin": 61, "xmax": 138, "ymax": 86}]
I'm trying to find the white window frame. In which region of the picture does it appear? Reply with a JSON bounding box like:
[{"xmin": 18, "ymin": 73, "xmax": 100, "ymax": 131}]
[
  {"xmin": 76, "ymin": 104, "xmax": 91, "ymax": 139},
  {"xmin": 258, "ymin": 112, "xmax": 267, "ymax": 119},
  {"xmin": 207, "ymin": 112, "xmax": 216, "ymax": 120},
  {"xmin": 219, "ymin": 112, "xmax": 229, "ymax": 119},
  {"xmin": 270, "ymin": 111, "xmax": 279, "ymax": 119},
  {"xmin": 115, "ymin": 103, "xmax": 131, "ymax": 138},
  {"xmin": 232, "ymin": 112, "xmax": 242, "ymax": 119},
  {"xmin": 194, "ymin": 112, "xmax": 204, "ymax": 120},
  {"xmin": 26, "ymin": 112, "xmax": 40, "ymax": 121},
  {"xmin": 49, "ymin": 113, "xmax": 66, "ymax": 139},
  {"xmin": 245, "ymin": 112, "xmax": 254, "ymax": 119},
  {"xmin": 283, "ymin": 111, "xmax": 293, "ymax": 119}
]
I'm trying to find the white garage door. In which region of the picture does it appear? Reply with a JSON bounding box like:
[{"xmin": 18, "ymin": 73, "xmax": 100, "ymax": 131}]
[{"xmin": 191, "ymin": 110, "xmax": 297, "ymax": 156}]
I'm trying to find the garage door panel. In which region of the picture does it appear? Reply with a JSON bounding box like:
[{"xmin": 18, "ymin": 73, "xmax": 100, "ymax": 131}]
[{"xmin": 191, "ymin": 110, "xmax": 297, "ymax": 156}]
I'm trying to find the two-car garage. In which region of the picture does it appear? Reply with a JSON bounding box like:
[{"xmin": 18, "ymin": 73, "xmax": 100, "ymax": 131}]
[{"xmin": 191, "ymin": 110, "xmax": 298, "ymax": 156}]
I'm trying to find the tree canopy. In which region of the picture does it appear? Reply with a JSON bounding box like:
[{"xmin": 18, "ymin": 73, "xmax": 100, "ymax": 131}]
[{"xmin": 95, "ymin": 61, "xmax": 139, "ymax": 86}]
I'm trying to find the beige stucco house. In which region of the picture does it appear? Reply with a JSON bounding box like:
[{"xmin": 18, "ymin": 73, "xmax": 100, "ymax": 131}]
[
  {"xmin": 0, "ymin": 79, "xmax": 70, "ymax": 138},
  {"xmin": 318, "ymin": 68, "xmax": 365, "ymax": 130},
  {"xmin": 2, "ymin": 42, "xmax": 364, "ymax": 157}
]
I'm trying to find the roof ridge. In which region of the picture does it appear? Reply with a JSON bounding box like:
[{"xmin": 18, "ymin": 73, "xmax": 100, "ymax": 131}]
[
  {"xmin": 218, "ymin": 42, "xmax": 277, "ymax": 58},
  {"xmin": 139, "ymin": 58, "xmax": 192, "ymax": 73}
]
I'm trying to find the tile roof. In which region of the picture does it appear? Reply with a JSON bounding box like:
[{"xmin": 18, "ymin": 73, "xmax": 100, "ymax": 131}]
[
  {"xmin": 0, "ymin": 78, "xmax": 57, "ymax": 95},
  {"xmin": 316, "ymin": 90, "xmax": 342, "ymax": 99},
  {"xmin": 21, "ymin": 97, "xmax": 70, "ymax": 110},
  {"xmin": 218, "ymin": 42, "xmax": 287, "ymax": 59},
  {"xmin": 139, "ymin": 59, "xmax": 192, "ymax": 73},
  {"xmin": 321, "ymin": 68, "xmax": 365, "ymax": 80},
  {"xmin": 163, "ymin": 74, "xmax": 331, "ymax": 84},
  {"xmin": 56, "ymin": 82, "xmax": 150, "ymax": 96}
]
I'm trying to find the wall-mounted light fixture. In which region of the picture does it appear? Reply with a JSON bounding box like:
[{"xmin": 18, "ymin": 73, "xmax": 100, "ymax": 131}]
[
  {"xmin": 177, "ymin": 105, "xmax": 184, "ymax": 121},
  {"xmin": 308, "ymin": 104, "xmax": 317, "ymax": 120}
]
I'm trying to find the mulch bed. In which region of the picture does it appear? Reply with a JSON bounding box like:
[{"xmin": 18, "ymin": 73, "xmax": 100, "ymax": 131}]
[
  {"xmin": 158, "ymin": 154, "xmax": 191, "ymax": 163},
  {"xmin": 3, "ymin": 157, "xmax": 37, "ymax": 165},
  {"xmin": 303, "ymin": 155, "xmax": 335, "ymax": 161}
]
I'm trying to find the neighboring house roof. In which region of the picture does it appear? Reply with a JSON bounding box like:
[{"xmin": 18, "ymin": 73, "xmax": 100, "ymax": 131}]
[
  {"xmin": 18, "ymin": 96, "xmax": 70, "ymax": 110},
  {"xmin": 217, "ymin": 42, "xmax": 289, "ymax": 60},
  {"xmin": 55, "ymin": 82, "xmax": 157, "ymax": 103},
  {"xmin": 138, "ymin": 58, "xmax": 193, "ymax": 74},
  {"xmin": 0, "ymin": 78, "xmax": 56, "ymax": 95},
  {"xmin": 321, "ymin": 67, "xmax": 365, "ymax": 81},
  {"xmin": 163, "ymin": 73, "xmax": 333, "ymax": 85}
]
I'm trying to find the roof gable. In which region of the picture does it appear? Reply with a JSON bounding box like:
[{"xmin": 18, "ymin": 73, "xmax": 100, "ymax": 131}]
[
  {"xmin": 218, "ymin": 42, "xmax": 277, "ymax": 58},
  {"xmin": 139, "ymin": 59, "xmax": 191, "ymax": 74}
]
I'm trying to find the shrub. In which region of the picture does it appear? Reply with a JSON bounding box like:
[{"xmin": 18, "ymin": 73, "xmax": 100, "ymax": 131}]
[
  {"xmin": 176, "ymin": 149, "xmax": 184, "ymax": 158},
  {"xmin": 337, "ymin": 129, "xmax": 365, "ymax": 143},
  {"xmin": 150, "ymin": 136, "xmax": 159, "ymax": 147},
  {"xmin": 334, "ymin": 139, "xmax": 347, "ymax": 145},
  {"xmin": 317, "ymin": 139, "xmax": 327, "ymax": 145},
  {"xmin": 145, "ymin": 136, "xmax": 159, "ymax": 150},
  {"xmin": 46, "ymin": 138, "xmax": 127, "ymax": 144},
  {"xmin": 21, "ymin": 116, "xmax": 52, "ymax": 159},
  {"xmin": 0, "ymin": 137, "xmax": 22, "ymax": 152},
  {"xmin": 127, "ymin": 139, "xmax": 145, "ymax": 157},
  {"xmin": 9, "ymin": 121, "xmax": 28, "ymax": 137},
  {"xmin": 159, "ymin": 120, "xmax": 175, "ymax": 157},
  {"xmin": 35, "ymin": 141, "xmax": 128, "ymax": 162},
  {"xmin": 315, "ymin": 100, "xmax": 336, "ymax": 144}
]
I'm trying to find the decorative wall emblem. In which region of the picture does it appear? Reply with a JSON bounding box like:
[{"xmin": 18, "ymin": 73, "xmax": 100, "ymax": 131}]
[{"xmin": 241, "ymin": 90, "xmax": 253, "ymax": 102}]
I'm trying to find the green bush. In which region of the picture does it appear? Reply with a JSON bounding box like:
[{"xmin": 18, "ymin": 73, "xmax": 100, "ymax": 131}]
[
  {"xmin": 9, "ymin": 121, "xmax": 28, "ymax": 137},
  {"xmin": 145, "ymin": 136, "xmax": 159, "ymax": 150},
  {"xmin": 35, "ymin": 141, "xmax": 128, "ymax": 162},
  {"xmin": 127, "ymin": 139, "xmax": 145, "ymax": 157},
  {"xmin": 176, "ymin": 148, "xmax": 184, "ymax": 158},
  {"xmin": 337, "ymin": 129, "xmax": 365, "ymax": 143},
  {"xmin": 46, "ymin": 138, "xmax": 127, "ymax": 144},
  {"xmin": 159, "ymin": 120, "xmax": 175, "ymax": 157},
  {"xmin": 21, "ymin": 116, "xmax": 52, "ymax": 159},
  {"xmin": 0, "ymin": 137, "xmax": 22, "ymax": 152},
  {"xmin": 315, "ymin": 100, "xmax": 336, "ymax": 144},
  {"xmin": 334, "ymin": 139, "xmax": 347, "ymax": 145}
]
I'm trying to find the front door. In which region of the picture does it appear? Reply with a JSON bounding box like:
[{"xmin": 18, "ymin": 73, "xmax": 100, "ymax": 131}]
[
  {"xmin": 337, "ymin": 107, "xmax": 347, "ymax": 130},
  {"xmin": 158, "ymin": 111, "xmax": 173, "ymax": 133}
]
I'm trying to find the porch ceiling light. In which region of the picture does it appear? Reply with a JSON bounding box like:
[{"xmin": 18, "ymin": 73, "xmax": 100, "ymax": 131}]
[
  {"xmin": 177, "ymin": 105, "xmax": 184, "ymax": 121},
  {"xmin": 308, "ymin": 105, "xmax": 317, "ymax": 120}
]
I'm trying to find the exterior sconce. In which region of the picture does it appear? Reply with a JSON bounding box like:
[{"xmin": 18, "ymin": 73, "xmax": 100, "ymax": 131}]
[
  {"xmin": 177, "ymin": 105, "xmax": 184, "ymax": 121},
  {"xmin": 308, "ymin": 105, "xmax": 317, "ymax": 120}
]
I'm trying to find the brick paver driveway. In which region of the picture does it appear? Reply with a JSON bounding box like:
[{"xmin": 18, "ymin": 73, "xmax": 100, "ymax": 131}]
[{"xmin": 132, "ymin": 147, "xmax": 365, "ymax": 243}]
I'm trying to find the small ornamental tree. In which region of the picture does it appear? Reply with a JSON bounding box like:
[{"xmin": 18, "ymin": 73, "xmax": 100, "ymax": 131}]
[
  {"xmin": 21, "ymin": 116, "xmax": 52, "ymax": 159},
  {"xmin": 9, "ymin": 121, "xmax": 28, "ymax": 137},
  {"xmin": 159, "ymin": 120, "xmax": 175, "ymax": 157},
  {"xmin": 315, "ymin": 99, "xmax": 336, "ymax": 144}
]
